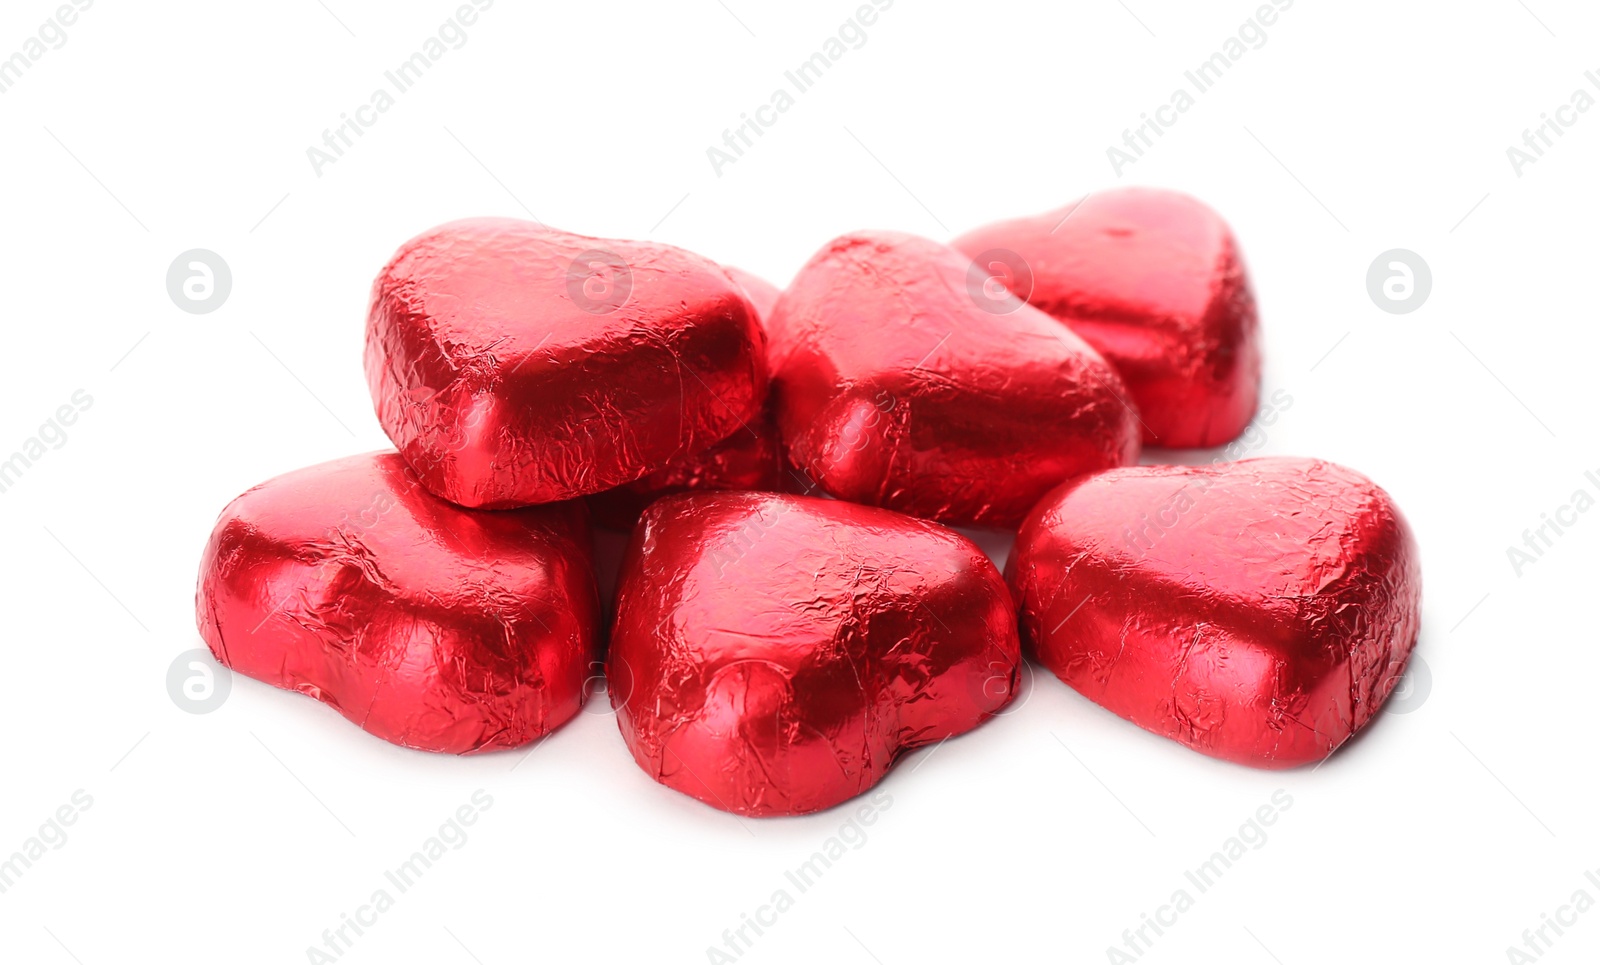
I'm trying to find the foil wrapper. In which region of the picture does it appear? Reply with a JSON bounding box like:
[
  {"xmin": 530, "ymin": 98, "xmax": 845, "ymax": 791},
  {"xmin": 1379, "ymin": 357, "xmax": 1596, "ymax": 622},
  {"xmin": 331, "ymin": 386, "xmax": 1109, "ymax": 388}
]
[
  {"xmin": 1007, "ymin": 457, "xmax": 1421, "ymax": 768},
  {"xmin": 953, "ymin": 187, "xmax": 1260, "ymax": 449},
  {"xmin": 365, "ymin": 218, "xmax": 768, "ymax": 509},
  {"xmin": 195, "ymin": 452, "xmax": 601, "ymax": 754},
  {"xmin": 769, "ymin": 231, "xmax": 1140, "ymax": 527},
  {"xmin": 724, "ymin": 266, "xmax": 782, "ymax": 321},
  {"xmin": 587, "ymin": 268, "xmax": 784, "ymax": 529},
  {"xmin": 609, "ymin": 492, "xmax": 1021, "ymax": 815}
]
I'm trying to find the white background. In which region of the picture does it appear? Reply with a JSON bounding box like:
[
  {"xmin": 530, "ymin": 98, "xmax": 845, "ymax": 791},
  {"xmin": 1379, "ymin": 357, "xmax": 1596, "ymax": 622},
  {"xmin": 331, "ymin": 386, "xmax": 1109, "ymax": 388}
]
[{"xmin": 2, "ymin": 1, "xmax": 1595, "ymax": 962}]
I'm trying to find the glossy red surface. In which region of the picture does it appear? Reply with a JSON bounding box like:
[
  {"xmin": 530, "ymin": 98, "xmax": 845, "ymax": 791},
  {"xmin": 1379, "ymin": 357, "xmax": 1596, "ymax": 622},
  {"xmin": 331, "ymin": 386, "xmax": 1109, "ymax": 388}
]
[
  {"xmin": 587, "ymin": 267, "xmax": 784, "ymax": 529},
  {"xmin": 1008, "ymin": 457, "xmax": 1421, "ymax": 768},
  {"xmin": 769, "ymin": 231, "xmax": 1140, "ymax": 527},
  {"xmin": 366, "ymin": 218, "xmax": 768, "ymax": 508},
  {"xmin": 954, "ymin": 188, "xmax": 1260, "ymax": 448},
  {"xmin": 609, "ymin": 492, "xmax": 1021, "ymax": 816},
  {"xmin": 724, "ymin": 266, "xmax": 781, "ymax": 320},
  {"xmin": 195, "ymin": 452, "xmax": 600, "ymax": 754}
]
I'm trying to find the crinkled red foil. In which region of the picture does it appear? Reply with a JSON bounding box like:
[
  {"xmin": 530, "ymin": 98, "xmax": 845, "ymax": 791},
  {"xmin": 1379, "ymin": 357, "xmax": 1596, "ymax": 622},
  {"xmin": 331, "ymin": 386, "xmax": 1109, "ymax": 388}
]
[
  {"xmin": 365, "ymin": 218, "xmax": 768, "ymax": 509},
  {"xmin": 1007, "ymin": 457, "xmax": 1421, "ymax": 768},
  {"xmin": 195, "ymin": 452, "xmax": 600, "ymax": 753},
  {"xmin": 954, "ymin": 187, "xmax": 1260, "ymax": 449},
  {"xmin": 585, "ymin": 412, "xmax": 781, "ymax": 529},
  {"xmin": 609, "ymin": 492, "xmax": 1021, "ymax": 815},
  {"xmin": 587, "ymin": 268, "xmax": 784, "ymax": 529},
  {"xmin": 769, "ymin": 231, "xmax": 1140, "ymax": 527}
]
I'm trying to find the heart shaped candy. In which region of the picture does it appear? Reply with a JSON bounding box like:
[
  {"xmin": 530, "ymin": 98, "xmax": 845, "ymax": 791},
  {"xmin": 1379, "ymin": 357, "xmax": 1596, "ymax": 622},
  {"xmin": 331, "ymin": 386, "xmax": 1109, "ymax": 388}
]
[
  {"xmin": 954, "ymin": 188, "xmax": 1260, "ymax": 449},
  {"xmin": 1008, "ymin": 457, "xmax": 1421, "ymax": 768},
  {"xmin": 770, "ymin": 231, "xmax": 1140, "ymax": 527},
  {"xmin": 609, "ymin": 492, "xmax": 1021, "ymax": 816},
  {"xmin": 366, "ymin": 219, "xmax": 768, "ymax": 508},
  {"xmin": 195, "ymin": 452, "xmax": 601, "ymax": 753}
]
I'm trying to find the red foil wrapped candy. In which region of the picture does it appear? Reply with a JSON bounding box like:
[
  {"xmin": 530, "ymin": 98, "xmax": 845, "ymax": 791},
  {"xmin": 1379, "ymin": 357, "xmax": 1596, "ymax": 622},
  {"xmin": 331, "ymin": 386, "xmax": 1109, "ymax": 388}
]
[
  {"xmin": 1008, "ymin": 457, "xmax": 1421, "ymax": 768},
  {"xmin": 609, "ymin": 492, "xmax": 1021, "ymax": 816},
  {"xmin": 769, "ymin": 231, "xmax": 1140, "ymax": 527},
  {"xmin": 366, "ymin": 218, "xmax": 768, "ymax": 508},
  {"xmin": 724, "ymin": 266, "xmax": 781, "ymax": 321},
  {"xmin": 195, "ymin": 452, "xmax": 601, "ymax": 753},
  {"xmin": 587, "ymin": 267, "xmax": 784, "ymax": 529},
  {"xmin": 953, "ymin": 187, "xmax": 1260, "ymax": 448}
]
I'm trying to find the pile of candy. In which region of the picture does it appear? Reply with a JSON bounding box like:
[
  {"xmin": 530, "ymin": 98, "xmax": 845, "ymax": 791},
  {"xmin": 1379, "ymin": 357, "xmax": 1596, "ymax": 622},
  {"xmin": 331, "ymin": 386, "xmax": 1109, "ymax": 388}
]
[{"xmin": 196, "ymin": 187, "xmax": 1421, "ymax": 817}]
